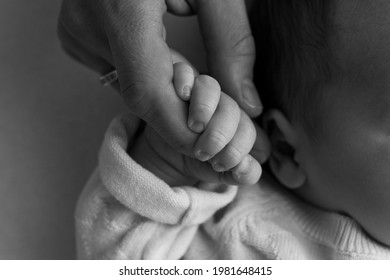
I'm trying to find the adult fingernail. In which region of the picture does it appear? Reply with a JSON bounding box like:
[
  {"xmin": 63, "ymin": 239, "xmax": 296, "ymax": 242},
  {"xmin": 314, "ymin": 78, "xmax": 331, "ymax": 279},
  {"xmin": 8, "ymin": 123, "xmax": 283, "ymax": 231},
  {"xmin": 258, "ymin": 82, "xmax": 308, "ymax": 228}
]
[
  {"xmin": 195, "ymin": 150, "xmax": 211, "ymax": 161},
  {"xmin": 189, "ymin": 120, "xmax": 205, "ymax": 133},
  {"xmin": 242, "ymin": 79, "xmax": 263, "ymax": 112}
]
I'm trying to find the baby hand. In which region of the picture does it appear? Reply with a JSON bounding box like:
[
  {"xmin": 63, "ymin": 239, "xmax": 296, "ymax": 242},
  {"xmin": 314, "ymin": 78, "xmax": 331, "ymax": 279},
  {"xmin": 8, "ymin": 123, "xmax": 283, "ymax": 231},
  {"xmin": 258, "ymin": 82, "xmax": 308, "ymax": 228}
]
[{"xmin": 173, "ymin": 62, "xmax": 261, "ymax": 183}]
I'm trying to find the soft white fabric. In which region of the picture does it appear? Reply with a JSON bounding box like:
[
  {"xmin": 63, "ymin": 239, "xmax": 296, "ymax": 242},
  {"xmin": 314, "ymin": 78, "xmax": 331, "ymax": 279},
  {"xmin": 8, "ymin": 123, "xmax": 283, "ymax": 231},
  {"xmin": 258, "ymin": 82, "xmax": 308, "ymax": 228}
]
[{"xmin": 75, "ymin": 114, "xmax": 390, "ymax": 259}]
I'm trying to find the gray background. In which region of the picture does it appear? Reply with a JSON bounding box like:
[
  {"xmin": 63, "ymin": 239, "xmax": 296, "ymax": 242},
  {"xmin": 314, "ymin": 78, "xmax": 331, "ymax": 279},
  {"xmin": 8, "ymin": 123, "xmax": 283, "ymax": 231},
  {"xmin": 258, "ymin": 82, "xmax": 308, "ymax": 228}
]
[{"xmin": 0, "ymin": 0, "xmax": 205, "ymax": 259}]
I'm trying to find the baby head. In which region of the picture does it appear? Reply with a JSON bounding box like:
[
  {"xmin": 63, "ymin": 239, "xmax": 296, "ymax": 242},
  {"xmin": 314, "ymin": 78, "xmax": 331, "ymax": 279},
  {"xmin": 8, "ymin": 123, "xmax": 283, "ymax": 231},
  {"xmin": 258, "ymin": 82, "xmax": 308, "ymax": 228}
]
[{"xmin": 251, "ymin": 0, "xmax": 390, "ymax": 246}]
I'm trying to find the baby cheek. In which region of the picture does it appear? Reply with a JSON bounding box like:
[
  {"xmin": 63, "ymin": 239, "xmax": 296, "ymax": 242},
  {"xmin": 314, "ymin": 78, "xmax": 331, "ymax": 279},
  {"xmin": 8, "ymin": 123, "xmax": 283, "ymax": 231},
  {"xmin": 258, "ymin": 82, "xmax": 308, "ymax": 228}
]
[
  {"xmin": 305, "ymin": 128, "xmax": 390, "ymax": 245},
  {"xmin": 340, "ymin": 132, "xmax": 390, "ymax": 246},
  {"xmin": 310, "ymin": 94, "xmax": 390, "ymax": 245}
]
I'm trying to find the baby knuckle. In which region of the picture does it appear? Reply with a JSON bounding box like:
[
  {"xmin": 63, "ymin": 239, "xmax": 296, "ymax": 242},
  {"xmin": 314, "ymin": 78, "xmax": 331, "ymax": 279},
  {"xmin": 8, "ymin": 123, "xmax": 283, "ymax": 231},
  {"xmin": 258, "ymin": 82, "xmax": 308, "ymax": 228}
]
[
  {"xmin": 196, "ymin": 75, "xmax": 221, "ymax": 92},
  {"xmin": 194, "ymin": 102, "xmax": 216, "ymax": 116},
  {"xmin": 224, "ymin": 98, "xmax": 241, "ymax": 119},
  {"xmin": 242, "ymin": 116, "xmax": 257, "ymax": 140},
  {"xmin": 222, "ymin": 145, "xmax": 243, "ymax": 166},
  {"xmin": 208, "ymin": 130, "xmax": 230, "ymax": 148}
]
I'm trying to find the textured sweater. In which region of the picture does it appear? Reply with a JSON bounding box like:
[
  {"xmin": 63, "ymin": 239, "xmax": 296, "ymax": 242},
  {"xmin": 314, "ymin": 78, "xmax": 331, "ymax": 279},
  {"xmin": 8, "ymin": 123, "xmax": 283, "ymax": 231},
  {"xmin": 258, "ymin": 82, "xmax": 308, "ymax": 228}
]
[{"xmin": 75, "ymin": 114, "xmax": 390, "ymax": 259}]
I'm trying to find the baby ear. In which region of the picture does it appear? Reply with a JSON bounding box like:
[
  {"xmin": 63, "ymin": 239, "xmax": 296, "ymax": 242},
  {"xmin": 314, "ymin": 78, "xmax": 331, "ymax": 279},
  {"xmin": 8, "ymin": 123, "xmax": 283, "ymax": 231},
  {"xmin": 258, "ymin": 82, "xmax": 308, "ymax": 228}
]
[{"xmin": 262, "ymin": 110, "xmax": 306, "ymax": 189}]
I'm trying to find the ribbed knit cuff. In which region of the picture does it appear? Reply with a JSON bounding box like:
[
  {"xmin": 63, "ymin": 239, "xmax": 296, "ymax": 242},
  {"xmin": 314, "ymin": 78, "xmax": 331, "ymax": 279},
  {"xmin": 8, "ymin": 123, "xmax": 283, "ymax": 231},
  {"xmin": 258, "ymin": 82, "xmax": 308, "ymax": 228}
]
[{"xmin": 98, "ymin": 114, "xmax": 238, "ymax": 225}]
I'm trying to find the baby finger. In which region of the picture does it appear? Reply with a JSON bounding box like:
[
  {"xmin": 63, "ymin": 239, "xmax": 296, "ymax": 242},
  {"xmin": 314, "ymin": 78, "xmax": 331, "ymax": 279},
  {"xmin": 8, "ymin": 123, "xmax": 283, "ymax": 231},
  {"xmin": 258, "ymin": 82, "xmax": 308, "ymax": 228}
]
[
  {"xmin": 209, "ymin": 110, "xmax": 256, "ymax": 172},
  {"xmin": 231, "ymin": 154, "xmax": 262, "ymax": 185},
  {"xmin": 193, "ymin": 93, "xmax": 241, "ymax": 161},
  {"xmin": 188, "ymin": 75, "xmax": 221, "ymax": 133}
]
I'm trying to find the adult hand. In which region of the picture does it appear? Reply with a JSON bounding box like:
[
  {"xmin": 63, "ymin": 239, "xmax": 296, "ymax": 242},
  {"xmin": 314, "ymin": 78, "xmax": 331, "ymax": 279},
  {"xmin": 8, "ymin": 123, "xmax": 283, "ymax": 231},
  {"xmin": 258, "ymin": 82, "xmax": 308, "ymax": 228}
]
[{"xmin": 58, "ymin": 0, "xmax": 267, "ymax": 158}]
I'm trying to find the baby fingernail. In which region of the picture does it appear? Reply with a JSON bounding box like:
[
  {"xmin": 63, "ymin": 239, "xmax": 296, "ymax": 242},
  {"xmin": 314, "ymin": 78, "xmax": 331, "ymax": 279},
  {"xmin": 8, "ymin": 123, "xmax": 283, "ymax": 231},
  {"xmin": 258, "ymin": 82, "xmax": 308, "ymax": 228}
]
[
  {"xmin": 242, "ymin": 79, "xmax": 263, "ymax": 112},
  {"xmin": 182, "ymin": 86, "xmax": 191, "ymax": 100},
  {"xmin": 234, "ymin": 156, "xmax": 252, "ymax": 179},
  {"xmin": 233, "ymin": 172, "xmax": 242, "ymax": 181},
  {"xmin": 212, "ymin": 162, "xmax": 226, "ymax": 172},
  {"xmin": 189, "ymin": 120, "xmax": 205, "ymax": 133},
  {"xmin": 195, "ymin": 150, "xmax": 211, "ymax": 161}
]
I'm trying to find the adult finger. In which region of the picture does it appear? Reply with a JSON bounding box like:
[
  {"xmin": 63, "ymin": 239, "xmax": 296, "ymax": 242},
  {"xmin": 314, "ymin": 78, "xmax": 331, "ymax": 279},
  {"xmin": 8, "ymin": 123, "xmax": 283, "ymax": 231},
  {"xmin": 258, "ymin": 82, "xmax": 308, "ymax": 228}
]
[
  {"xmin": 58, "ymin": 23, "xmax": 113, "ymax": 73},
  {"xmin": 102, "ymin": 0, "xmax": 199, "ymax": 155},
  {"xmin": 57, "ymin": 22, "xmax": 120, "ymax": 91},
  {"xmin": 59, "ymin": 0, "xmax": 199, "ymax": 155},
  {"xmin": 173, "ymin": 62, "xmax": 194, "ymax": 101},
  {"xmin": 58, "ymin": 0, "xmax": 113, "ymax": 63},
  {"xmin": 187, "ymin": 0, "xmax": 263, "ymax": 117}
]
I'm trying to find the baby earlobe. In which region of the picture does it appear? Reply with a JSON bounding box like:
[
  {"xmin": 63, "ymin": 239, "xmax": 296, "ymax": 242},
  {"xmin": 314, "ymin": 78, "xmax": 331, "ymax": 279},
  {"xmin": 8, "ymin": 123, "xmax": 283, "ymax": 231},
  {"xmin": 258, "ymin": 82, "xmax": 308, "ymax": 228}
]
[{"xmin": 269, "ymin": 157, "xmax": 306, "ymax": 189}]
